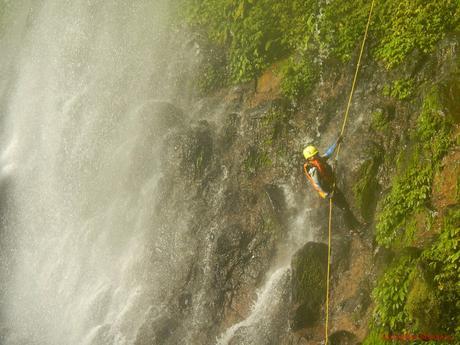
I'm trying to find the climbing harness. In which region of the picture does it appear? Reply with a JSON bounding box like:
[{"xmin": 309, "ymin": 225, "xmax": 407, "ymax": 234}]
[
  {"xmin": 324, "ymin": 1, "xmax": 376, "ymax": 344},
  {"xmin": 303, "ymin": 158, "xmax": 335, "ymax": 198}
]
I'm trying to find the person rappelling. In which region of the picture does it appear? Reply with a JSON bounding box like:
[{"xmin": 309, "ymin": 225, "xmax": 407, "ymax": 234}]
[{"xmin": 303, "ymin": 135, "xmax": 361, "ymax": 230}]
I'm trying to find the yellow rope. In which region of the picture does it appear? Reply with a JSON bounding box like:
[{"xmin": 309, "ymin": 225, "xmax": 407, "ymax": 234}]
[
  {"xmin": 324, "ymin": 1, "xmax": 376, "ymax": 344},
  {"xmin": 324, "ymin": 197, "xmax": 333, "ymax": 344}
]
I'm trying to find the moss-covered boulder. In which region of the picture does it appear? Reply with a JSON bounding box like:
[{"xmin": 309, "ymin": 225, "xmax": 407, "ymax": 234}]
[
  {"xmin": 290, "ymin": 242, "xmax": 328, "ymax": 330},
  {"xmin": 405, "ymin": 275, "xmax": 442, "ymax": 332}
]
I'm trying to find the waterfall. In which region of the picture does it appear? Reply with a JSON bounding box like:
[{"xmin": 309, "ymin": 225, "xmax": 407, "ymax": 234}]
[
  {"xmin": 0, "ymin": 1, "xmax": 197, "ymax": 344},
  {"xmin": 0, "ymin": 2, "xmax": 321, "ymax": 345}
]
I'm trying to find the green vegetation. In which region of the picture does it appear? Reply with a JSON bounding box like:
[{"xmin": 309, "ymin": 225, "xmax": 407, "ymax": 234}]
[
  {"xmin": 405, "ymin": 275, "xmax": 441, "ymax": 332},
  {"xmin": 374, "ymin": 0, "xmax": 459, "ymax": 69},
  {"xmin": 376, "ymin": 161, "xmax": 433, "ymax": 247},
  {"xmin": 372, "ymin": 254, "xmax": 416, "ymax": 331},
  {"xmin": 421, "ymin": 207, "xmax": 460, "ymax": 335},
  {"xmin": 320, "ymin": 0, "xmax": 371, "ymax": 62},
  {"xmin": 368, "ymin": 208, "xmax": 460, "ymax": 342},
  {"xmin": 415, "ymin": 90, "xmax": 453, "ymax": 161},
  {"xmin": 279, "ymin": 55, "xmax": 319, "ymax": 102},
  {"xmin": 178, "ymin": 0, "xmax": 459, "ymax": 99},
  {"xmin": 376, "ymin": 89, "xmax": 453, "ymax": 248},
  {"xmin": 368, "ymin": 84, "xmax": 457, "ymax": 342},
  {"xmin": 361, "ymin": 330, "xmax": 390, "ymax": 345},
  {"xmin": 371, "ymin": 109, "xmax": 390, "ymax": 132},
  {"xmin": 382, "ymin": 79, "xmax": 414, "ymax": 101}
]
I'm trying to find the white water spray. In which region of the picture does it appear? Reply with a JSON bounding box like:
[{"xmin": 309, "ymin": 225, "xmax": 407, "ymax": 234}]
[{"xmin": 0, "ymin": 1, "xmax": 196, "ymax": 344}]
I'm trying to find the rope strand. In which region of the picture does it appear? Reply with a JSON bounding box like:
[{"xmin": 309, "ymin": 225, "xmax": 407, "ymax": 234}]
[{"xmin": 324, "ymin": 1, "xmax": 376, "ymax": 344}]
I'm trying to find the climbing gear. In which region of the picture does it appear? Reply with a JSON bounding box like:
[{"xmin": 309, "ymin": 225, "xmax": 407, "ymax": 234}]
[
  {"xmin": 307, "ymin": 157, "xmax": 335, "ymax": 188},
  {"xmin": 303, "ymin": 156, "xmax": 335, "ymax": 199},
  {"xmin": 302, "ymin": 145, "xmax": 319, "ymax": 160},
  {"xmin": 303, "ymin": 163, "xmax": 324, "ymax": 196},
  {"xmin": 323, "ymin": 1, "xmax": 376, "ymax": 345}
]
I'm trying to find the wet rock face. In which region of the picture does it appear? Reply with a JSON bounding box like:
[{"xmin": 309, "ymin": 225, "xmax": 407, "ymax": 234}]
[
  {"xmin": 329, "ymin": 330, "xmax": 359, "ymax": 345},
  {"xmin": 290, "ymin": 242, "xmax": 328, "ymax": 330},
  {"xmin": 130, "ymin": 100, "xmax": 292, "ymax": 344}
]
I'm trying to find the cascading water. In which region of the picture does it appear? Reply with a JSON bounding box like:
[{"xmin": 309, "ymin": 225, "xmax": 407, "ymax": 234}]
[
  {"xmin": 214, "ymin": 186, "xmax": 316, "ymax": 345},
  {"xmin": 0, "ymin": 1, "xmax": 199, "ymax": 344},
  {"xmin": 0, "ymin": 1, "xmax": 321, "ymax": 345}
]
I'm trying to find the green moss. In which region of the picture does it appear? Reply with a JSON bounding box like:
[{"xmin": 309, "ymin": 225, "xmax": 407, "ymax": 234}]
[
  {"xmin": 291, "ymin": 243, "xmax": 328, "ymax": 329},
  {"xmin": 457, "ymin": 174, "xmax": 460, "ymax": 203},
  {"xmin": 259, "ymin": 104, "xmax": 295, "ymax": 162},
  {"xmin": 279, "ymin": 54, "xmax": 319, "ymax": 102},
  {"xmin": 405, "ymin": 275, "xmax": 442, "ymax": 332},
  {"xmin": 371, "ymin": 109, "xmax": 390, "ymax": 131}
]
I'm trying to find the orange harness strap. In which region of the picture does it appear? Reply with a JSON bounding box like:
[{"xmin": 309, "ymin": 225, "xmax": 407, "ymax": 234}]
[{"xmin": 303, "ymin": 163, "xmax": 327, "ymax": 198}]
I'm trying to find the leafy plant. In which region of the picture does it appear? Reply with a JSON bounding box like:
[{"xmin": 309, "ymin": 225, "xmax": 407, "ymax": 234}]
[
  {"xmin": 383, "ymin": 79, "xmax": 414, "ymax": 100},
  {"xmin": 405, "ymin": 275, "xmax": 442, "ymax": 333},
  {"xmin": 279, "ymin": 55, "xmax": 319, "ymax": 102},
  {"xmin": 374, "ymin": 0, "xmax": 459, "ymax": 68},
  {"xmin": 421, "ymin": 207, "xmax": 460, "ymax": 335},
  {"xmin": 320, "ymin": 0, "xmax": 372, "ymax": 62},
  {"xmin": 376, "ymin": 163, "xmax": 433, "ymax": 247},
  {"xmin": 415, "ymin": 90, "xmax": 452, "ymax": 161},
  {"xmin": 372, "ymin": 255, "xmax": 417, "ymax": 331},
  {"xmin": 376, "ymin": 88, "xmax": 454, "ymax": 248}
]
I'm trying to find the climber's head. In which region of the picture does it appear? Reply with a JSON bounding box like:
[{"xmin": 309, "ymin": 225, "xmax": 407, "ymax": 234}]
[{"xmin": 303, "ymin": 145, "xmax": 319, "ymax": 160}]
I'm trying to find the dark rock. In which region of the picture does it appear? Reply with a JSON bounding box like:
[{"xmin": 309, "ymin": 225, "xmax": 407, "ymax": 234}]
[
  {"xmin": 339, "ymin": 279, "xmax": 372, "ymax": 319},
  {"xmin": 331, "ymin": 235, "xmax": 352, "ymax": 276},
  {"xmin": 181, "ymin": 120, "xmax": 214, "ymax": 179},
  {"xmin": 329, "ymin": 330, "xmax": 359, "ymax": 345},
  {"xmin": 264, "ymin": 184, "xmax": 287, "ymax": 223},
  {"xmin": 216, "ymin": 224, "xmax": 250, "ymax": 254},
  {"xmin": 219, "ymin": 112, "xmax": 241, "ymax": 150},
  {"xmin": 373, "ymin": 246, "xmax": 395, "ymax": 275},
  {"xmin": 290, "ymin": 242, "xmax": 328, "ymax": 330}
]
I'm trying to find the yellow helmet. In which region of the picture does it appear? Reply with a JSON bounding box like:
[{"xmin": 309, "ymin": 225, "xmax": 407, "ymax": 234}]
[{"xmin": 303, "ymin": 145, "xmax": 319, "ymax": 159}]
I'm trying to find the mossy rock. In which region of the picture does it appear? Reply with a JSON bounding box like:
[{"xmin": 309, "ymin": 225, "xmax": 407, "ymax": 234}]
[
  {"xmin": 405, "ymin": 275, "xmax": 442, "ymax": 332},
  {"xmin": 290, "ymin": 242, "xmax": 328, "ymax": 330},
  {"xmin": 353, "ymin": 144, "xmax": 383, "ymax": 221}
]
